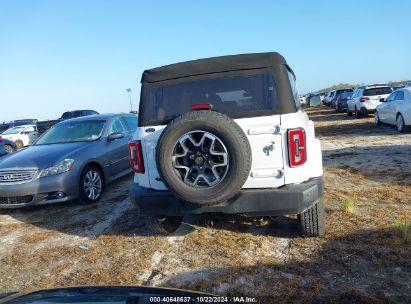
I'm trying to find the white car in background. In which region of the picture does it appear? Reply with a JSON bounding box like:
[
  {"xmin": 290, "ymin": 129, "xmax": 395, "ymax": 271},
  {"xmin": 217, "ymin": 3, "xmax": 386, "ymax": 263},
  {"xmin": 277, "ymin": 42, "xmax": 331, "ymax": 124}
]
[
  {"xmin": 375, "ymin": 88, "xmax": 411, "ymax": 133},
  {"xmin": 1, "ymin": 125, "xmax": 39, "ymax": 149},
  {"xmin": 347, "ymin": 85, "xmax": 393, "ymax": 118}
]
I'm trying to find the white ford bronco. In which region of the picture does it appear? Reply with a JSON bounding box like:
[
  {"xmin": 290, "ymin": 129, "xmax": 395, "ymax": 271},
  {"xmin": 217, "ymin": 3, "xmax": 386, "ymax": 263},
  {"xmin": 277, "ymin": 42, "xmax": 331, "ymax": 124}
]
[{"xmin": 129, "ymin": 52, "xmax": 325, "ymax": 236}]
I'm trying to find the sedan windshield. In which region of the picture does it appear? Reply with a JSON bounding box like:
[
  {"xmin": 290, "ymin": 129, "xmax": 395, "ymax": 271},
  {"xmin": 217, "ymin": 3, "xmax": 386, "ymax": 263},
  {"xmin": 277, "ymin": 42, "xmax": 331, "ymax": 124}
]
[
  {"xmin": 35, "ymin": 120, "xmax": 105, "ymax": 145},
  {"xmin": 2, "ymin": 126, "xmax": 25, "ymax": 135}
]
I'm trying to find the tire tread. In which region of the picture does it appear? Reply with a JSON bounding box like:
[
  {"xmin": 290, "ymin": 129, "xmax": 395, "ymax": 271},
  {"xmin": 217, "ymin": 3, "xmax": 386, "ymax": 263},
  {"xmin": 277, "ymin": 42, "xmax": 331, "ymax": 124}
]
[{"xmin": 299, "ymin": 199, "xmax": 325, "ymax": 237}]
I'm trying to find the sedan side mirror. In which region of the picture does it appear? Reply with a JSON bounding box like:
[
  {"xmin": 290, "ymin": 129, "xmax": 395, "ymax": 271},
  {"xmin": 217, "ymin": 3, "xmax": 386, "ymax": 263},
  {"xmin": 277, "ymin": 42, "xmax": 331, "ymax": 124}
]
[
  {"xmin": 379, "ymin": 98, "xmax": 386, "ymax": 102},
  {"xmin": 107, "ymin": 132, "xmax": 125, "ymax": 142}
]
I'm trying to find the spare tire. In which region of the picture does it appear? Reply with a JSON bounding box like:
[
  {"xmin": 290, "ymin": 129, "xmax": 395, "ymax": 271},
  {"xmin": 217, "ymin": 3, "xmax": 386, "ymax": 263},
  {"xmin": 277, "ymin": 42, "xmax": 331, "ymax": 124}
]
[{"xmin": 156, "ymin": 110, "xmax": 252, "ymax": 206}]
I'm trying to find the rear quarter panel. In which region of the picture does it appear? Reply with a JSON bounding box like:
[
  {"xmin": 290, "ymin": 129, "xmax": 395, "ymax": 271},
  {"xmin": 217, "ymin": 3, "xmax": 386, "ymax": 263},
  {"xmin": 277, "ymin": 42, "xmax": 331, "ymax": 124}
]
[{"xmin": 400, "ymin": 101, "xmax": 411, "ymax": 125}]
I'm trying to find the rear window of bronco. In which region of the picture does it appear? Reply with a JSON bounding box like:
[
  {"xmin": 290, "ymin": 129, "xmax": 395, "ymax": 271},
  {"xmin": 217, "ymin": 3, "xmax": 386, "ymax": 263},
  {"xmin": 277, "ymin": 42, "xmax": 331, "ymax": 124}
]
[{"xmin": 140, "ymin": 74, "xmax": 278, "ymax": 126}]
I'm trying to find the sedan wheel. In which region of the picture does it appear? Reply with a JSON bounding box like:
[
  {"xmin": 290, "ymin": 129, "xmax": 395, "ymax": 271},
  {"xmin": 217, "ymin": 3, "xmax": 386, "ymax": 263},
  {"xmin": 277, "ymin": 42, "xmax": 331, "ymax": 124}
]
[
  {"xmin": 374, "ymin": 111, "xmax": 381, "ymax": 126},
  {"xmin": 15, "ymin": 140, "xmax": 23, "ymax": 149},
  {"xmin": 355, "ymin": 106, "xmax": 362, "ymax": 119},
  {"xmin": 4, "ymin": 144, "xmax": 15, "ymax": 154},
  {"xmin": 80, "ymin": 165, "xmax": 104, "ymax": 203},
  {"xmin": 396, "ymin": 114, "xmax": 406, "ymax": 133}
]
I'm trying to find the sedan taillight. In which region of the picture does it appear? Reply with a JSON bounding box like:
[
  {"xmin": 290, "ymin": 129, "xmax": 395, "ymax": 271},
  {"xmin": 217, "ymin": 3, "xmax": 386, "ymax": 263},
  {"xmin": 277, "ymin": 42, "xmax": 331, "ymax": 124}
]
[
  {"xmin": 128, "ymin": 140, "xmax": 145, "ymax": 173},
  {"xmin": 288, "ymin": 128, "xmax": 307, "ymax": 167}
]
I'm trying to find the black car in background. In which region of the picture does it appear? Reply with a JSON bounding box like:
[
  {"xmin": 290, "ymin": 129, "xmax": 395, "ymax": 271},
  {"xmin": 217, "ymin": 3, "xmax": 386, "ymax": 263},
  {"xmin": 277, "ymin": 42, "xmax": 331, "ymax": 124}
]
[
  {"xmin": 36, "ymin": 110, "xmax": 99, "ymax": 134},
  {"xmin": 329, "ymin": 88, "xmax": 353, "ymax": 108},
  {"xmin": 335, "ymin": 91, "xmax": 353, "ymax": 112}
]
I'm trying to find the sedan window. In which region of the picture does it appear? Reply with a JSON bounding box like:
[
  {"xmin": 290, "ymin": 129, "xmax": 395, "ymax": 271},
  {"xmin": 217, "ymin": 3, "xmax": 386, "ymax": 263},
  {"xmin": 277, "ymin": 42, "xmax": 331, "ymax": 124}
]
[
  {"xmin": 2, "ymin": 126, "xmax": 25, "ymax": 135},
  {"xmin": 395, "ymin": 91, "xmax": 404, "ymax": 100},
  {"xmin": 108, "ymin": 118, "xmax": 127, "ymax": 135},
  {"xmin": 123, "ymin": 116, "xmax": 138, "ymax": 133},
  {"xmin": 386, "ymin": 92, "xmax": 396, "ymax": 102}
]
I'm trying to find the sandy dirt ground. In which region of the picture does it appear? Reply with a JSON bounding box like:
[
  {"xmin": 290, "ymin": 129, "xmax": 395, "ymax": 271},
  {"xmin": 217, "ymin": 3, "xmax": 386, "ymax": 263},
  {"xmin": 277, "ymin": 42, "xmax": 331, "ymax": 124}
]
[{"xmin": 0, "ymin": 107, "xmax": 410, "ymax": 302}]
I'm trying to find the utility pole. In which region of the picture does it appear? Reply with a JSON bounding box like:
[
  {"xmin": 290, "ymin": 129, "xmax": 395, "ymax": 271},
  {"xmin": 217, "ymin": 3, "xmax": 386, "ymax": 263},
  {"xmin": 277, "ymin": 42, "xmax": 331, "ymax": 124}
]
[{"xmin": 126, "ymin": 88, "xmax": 133, "ymax": 112}]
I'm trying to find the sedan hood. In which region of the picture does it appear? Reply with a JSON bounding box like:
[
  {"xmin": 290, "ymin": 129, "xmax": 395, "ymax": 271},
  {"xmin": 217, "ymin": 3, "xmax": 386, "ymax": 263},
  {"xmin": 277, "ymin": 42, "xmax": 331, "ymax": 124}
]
[{"xmin": 0, "ymin": 142, "xmax": 94, "ymax": 170}]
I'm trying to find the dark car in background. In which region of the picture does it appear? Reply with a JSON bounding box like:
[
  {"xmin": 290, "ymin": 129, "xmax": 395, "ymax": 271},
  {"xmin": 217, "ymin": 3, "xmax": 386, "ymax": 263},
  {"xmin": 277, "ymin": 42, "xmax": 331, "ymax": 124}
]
[
  {"xmin": 330, "ymin": 88, "xmax": 353, "ymax": 108},
  {"xmin": 36, "ymin": 110, "xmax": 99, "ymax": 134},
  {"xmin": 0, "ymin": 113, "xmax": 137, "ymax": 208},
  {"xmin": 335, "ymin": 91, "xmax": 353, "ymax": 112}
]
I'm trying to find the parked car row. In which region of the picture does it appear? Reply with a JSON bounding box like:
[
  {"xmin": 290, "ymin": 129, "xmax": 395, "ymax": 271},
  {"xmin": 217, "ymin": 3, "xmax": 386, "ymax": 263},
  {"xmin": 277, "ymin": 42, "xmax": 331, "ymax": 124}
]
[{"xmin": 321, "ymin": 84, "xmax": 410, "ymax": 133}]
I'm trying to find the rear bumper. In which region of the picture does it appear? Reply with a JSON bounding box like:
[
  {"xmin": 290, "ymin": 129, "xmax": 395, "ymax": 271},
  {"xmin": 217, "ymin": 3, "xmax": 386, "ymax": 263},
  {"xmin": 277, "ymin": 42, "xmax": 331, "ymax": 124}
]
[
  {"xmin": 360, "ymin": 106, "xmax": 376, "ymax": 114},
  {"xmin": 130, "ymin": 177, "xmax": 324, "ymax": 216}
]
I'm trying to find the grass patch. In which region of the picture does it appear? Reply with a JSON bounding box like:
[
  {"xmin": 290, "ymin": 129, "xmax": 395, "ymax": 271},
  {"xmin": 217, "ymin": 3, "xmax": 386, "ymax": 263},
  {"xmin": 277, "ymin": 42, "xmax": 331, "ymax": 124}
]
[
  {"xmin": 394, "ymin": 219, "xmax": 410, "ymax": 242},
  {"xmin": 341, "ymin": 197, "xmax": 355, "ymax": 213}
]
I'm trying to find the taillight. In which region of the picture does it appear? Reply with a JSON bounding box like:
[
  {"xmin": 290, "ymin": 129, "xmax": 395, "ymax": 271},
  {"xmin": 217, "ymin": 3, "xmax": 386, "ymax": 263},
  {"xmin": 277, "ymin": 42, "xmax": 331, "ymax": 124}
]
[
  {"xmin": 192, "ymin": 103, "xmax": 212, "ymax": 110},
  {"xmin": 359, "ymin": 97, "xmax": 369, "ymax": 102},
  {"xmin": 288, "ymin": 128, "xmax": 307, "ymax": 167},
  {"xmin": 128, "ymin": 140, "xmax": 145, "ymax": 173}
]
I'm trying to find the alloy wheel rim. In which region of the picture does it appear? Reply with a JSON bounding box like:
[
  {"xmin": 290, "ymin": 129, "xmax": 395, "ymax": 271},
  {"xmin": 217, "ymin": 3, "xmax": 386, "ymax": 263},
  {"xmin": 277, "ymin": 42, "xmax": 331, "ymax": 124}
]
[
  {"xmin": 4, "ymin": 145, "xmax": 13, "ymax": 153},
  {"xmin": 84, "ymin": 170, "xmax": 102, "ymax": 200},
  {"xmin": 172, "ymin": 130, "xmax": 229, "ymax": 188}
]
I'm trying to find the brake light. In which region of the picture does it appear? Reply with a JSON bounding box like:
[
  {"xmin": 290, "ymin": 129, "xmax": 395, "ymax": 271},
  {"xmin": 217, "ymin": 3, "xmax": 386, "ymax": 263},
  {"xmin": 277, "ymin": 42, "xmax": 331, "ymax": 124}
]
[
  {"xmin": 192, "ymin": 103, "xmax": 212, "ymax": 110},
  {"xmin": 128, "ymin": 140, "xmax": 145, "ymax": 173},
  {"xmin": 359, "ymin": 97, "xmax": 369, "ymax": 102},
  {"xmin": 288, "ymin": 128, "xmax": 306, "ymax": 167}
]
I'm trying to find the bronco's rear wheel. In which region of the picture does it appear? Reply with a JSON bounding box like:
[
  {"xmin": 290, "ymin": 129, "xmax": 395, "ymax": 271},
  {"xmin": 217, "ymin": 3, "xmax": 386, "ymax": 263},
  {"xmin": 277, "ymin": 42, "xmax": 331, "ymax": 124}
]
[
  {"xmin": 144, "ymin": 216, "xmax": 183, "ymax": 235},
  {"xmin": 298, "ymin": 199, "xmax": 325, "ymax": 237},
  {"xmin": 156, "ymin": 110, "xmax": 252, "ymax": 206}
]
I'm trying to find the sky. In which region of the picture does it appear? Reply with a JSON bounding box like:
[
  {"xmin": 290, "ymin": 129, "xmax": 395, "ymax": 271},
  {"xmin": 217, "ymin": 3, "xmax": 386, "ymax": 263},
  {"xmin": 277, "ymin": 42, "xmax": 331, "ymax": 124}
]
[{"xmin": 0, "ymin": 0, "xmax": 410, "ymax": 122}]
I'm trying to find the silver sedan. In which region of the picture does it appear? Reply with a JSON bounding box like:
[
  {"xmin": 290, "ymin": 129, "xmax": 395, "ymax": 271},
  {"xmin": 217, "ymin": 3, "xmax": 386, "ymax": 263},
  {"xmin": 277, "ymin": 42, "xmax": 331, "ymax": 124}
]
[{"xmin": 0, "ymin": 113, "xmax": 137, "ymax": 208}]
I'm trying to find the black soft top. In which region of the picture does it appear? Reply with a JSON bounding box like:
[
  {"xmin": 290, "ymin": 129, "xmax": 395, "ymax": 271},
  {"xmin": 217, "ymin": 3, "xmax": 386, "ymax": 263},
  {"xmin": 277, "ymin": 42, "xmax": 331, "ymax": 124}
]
[{"xmin": 141, "ymin": 52, "xmax": 288, "ymax": 83}]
